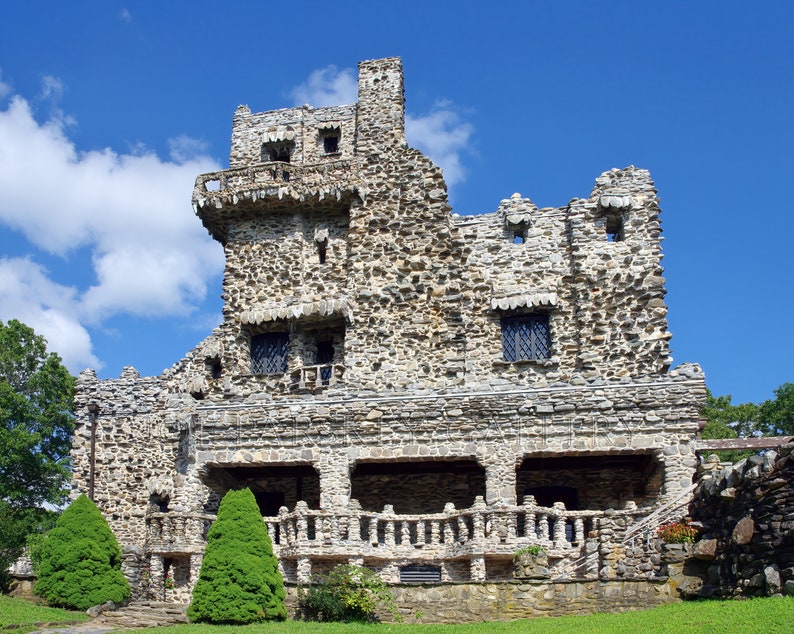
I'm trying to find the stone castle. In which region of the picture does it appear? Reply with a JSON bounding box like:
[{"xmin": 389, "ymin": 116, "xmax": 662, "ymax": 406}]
[{"xmin": 71, "ymin": 57, "xmax": 706, "ymax": 611}]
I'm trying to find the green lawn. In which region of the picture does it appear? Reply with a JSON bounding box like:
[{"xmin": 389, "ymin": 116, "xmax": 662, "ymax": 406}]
[
  {"xmin": 0, "ymin": 594, "xmax": 89, "ymax": 631},
  {"xmin": 2, "ymin": 595, "xmax": 792, "ymax": 633}
]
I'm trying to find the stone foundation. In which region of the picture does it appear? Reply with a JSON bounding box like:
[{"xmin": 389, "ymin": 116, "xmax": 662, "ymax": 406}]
[{"xmin": 285, "ymin": 579, "xmax": 677, "ymax": 623}]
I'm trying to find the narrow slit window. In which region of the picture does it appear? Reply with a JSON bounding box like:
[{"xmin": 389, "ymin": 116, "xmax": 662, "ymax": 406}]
[
  {"xmin": 605, "ymin": 215, "xmax": 624, "ymax": 242},
  {"xmin": 317, "ymin": 240, "xmax": 327, "ymax": 264}
]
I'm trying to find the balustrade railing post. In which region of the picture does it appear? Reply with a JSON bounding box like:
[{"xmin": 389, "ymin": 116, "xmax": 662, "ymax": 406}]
[
  {"xmin": 553, "ymin": 501, "xmax": 568, "ymax": 547},
  {"xmin": 442, "ymin": 503, "xmax": 456, "ymax": 543},
  {"xmin": 471, "ymin": 497, "xmax": 486, "ymax": 544},
  {"xmin": 539, "ymin": 514, "xmax": 550, "ymax": 541},
  {"xmin": 574, "ymin": 517, "xmax": 585, "ymax": 544},
  {"xmin": 368, "ymin": 516, "xmax": 379, "ymax": 545},
  {"xmin": 416, "ymin": 519, "xmax": 426, "ymax": 546},
  {"xmin": 430, "ymin": 519, "xmax": 440, "ymax": 545},
  {"xmin": 383, "ymin": 505, "xmax": 395, "ymax": 547},
  {"xmin": 295, "ymin": 501, "xmax": 309, "ymax": 544}
]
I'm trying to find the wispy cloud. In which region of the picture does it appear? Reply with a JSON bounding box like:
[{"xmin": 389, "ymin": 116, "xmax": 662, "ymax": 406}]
[
  {"xmin": 406, "ymin": 102, "xmax": 473, "ymax": 188},
  {"xmin": 120, "ymin": 8, "xmax": 132, "ymax": 23},
  {"xmin": 0, "ymin": 78, "xmax": 224, "ymax": 372},
  {"xmin": 0, "ymin": 69, "xmax": 11, "ymax": 101},
  {"xmin": 289, "ymin": 65, "xmax": 357, "ymax": 107},
  {"xmin": 290, "ymin": 65, "xmax": 474, "ymax": 189}
]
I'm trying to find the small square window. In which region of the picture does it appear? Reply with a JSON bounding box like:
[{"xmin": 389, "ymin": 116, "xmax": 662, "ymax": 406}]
[
  {"xmin": 251, "ymin": 332, "xmax": 289, "ymax": 374},
  {"xmin": 323, "ymin": 135, "xmax": 339, "ymax": 154},
  {"xmin": 502, "ymin": 314, "xmax": 551, "ymax": 362}
]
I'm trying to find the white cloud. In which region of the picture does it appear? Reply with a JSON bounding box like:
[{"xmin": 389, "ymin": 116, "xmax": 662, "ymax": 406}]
[
  {"xmin": 120, "ymin": 8, "xmax": 132, "ymax": 23},
  {"xmin": 406, "ymin": 103, "xmax": 473, "ymax": 188},
  {"xmin": 290, "ymin": 65, "xmax": 474, "ymax": 188},
  {"xmin": 289, "ymin": 66, "xmax": 357, "ymax": 107},
  {"xmin": 0, "ymin": 82, "xmax": 224, "ymax": 372},
  {"xmin": 0, "ymin": 257, "xmax": 100, "ymax": 370}
]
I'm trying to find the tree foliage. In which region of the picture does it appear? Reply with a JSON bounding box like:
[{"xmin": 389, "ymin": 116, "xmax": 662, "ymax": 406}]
[
  {"xmin": 34, "ymin": 494, "xmax": 130, "ymax": 609},
  {"xmin": 758, "ymin": 383, "xmax": 794, "ymax": 436},
  {"xmin": 0, "ymin": 319, "xmax": 75, "ymax": 590},
  {"xmin": 298, "ymin": 563, "xmax": 399, "ymax": 623},
  {"xmin": 188, "ymin": 488, "xmax": 286, "ymax": 623}
]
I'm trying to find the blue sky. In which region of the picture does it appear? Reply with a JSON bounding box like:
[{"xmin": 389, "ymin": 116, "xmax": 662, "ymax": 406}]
[{"xmin": 0, "ymin": 1, "xmax": 791, "ymax": 406}]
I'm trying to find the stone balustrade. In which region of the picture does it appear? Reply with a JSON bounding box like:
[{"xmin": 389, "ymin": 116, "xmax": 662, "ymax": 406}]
[
  {"xmin": 193, "ymin": 159, "xmax": 357, "ymax": 202},
  {"xmin": 146, "ymin": 512, "xmax": 214, "ymax": 554},
  {"xmin": 289, "ymin": 363, "xmax": 344, "ymax": 392},
  {"xmin": 265, "ymin": 501, "xmax": 590, "ymax": 554}
]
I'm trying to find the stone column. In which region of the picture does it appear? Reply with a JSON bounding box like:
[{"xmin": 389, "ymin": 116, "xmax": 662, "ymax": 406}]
[
  {"xmin": 480, "ymin": 449, "xmax": 517, "ymax": 506},
  {"xmin": 317, "ymin": 450, "xmax": 350, "ymax": 509}
]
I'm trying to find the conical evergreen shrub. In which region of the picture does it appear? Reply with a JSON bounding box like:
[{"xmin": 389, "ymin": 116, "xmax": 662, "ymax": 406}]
[
  {"xmin": 188, "ymin": 488, "xmax": 286, "ymax": 623},
  {"xmin": 35, "ymin": 494, "xmax": 130, "ymax": 609}
]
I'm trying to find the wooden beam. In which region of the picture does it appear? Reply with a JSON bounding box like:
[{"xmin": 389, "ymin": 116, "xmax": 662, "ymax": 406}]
[{"xmin": 695, "ymin": 436, "xmax": 794, "ymax": 452}]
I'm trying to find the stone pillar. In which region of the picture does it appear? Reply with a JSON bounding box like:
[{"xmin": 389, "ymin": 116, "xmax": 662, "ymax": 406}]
[
  {"xmin": 470, "ymin": 555, "xmax": 486, "ymax": 582},
  {"xmin": 297, "ymin": 557, "xmax": 312, "ymax": 583},
  {"xmin": 317, "ymin": 451, "xmax": 350, "ymax": 509},
  {"xmin": 480, "ymin": 450, "xmax": 517, "ymax": 506}
]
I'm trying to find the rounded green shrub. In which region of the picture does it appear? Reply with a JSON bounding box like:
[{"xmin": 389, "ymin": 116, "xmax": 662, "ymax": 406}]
[
  {"xmin": 34, "ymin": 494, "xmax": 130, "ymax": 609},
  {"xmin": 298, "ymin": 563, "xmax": 399, "ymax": 623},
  {"xmin": 188, "ymin": 488, "xmax": 286, "ymax": 623}
]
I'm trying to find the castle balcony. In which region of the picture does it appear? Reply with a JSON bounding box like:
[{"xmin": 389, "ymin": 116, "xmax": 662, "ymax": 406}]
[
  {"xmin": 145, "ymin": 511, "xmax": 214, "ymax": 555},
  {"xmin": 289, "ymin": 363, "xmax": 345, "ymax": 393},
  {"xmin": 193, "ymin": 159, "xmax": 359, "ymax": 209}
]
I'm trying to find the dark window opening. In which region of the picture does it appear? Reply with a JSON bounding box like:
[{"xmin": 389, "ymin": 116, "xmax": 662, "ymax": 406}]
[
  {"xmin": 400, "ymin": 564, "xmax": 441, "ymax": 583},
  {"xmin": 251, "ymin": 332, "xmax": 289, "ymax": 374},
  {"xmin": 605, "ymin": 215, "xmax": 624, "ymax": 242},
  {"xmin": 262, "ymin": 142, "xmax": 293, "ymax": 163},
  {"xmin": 502, "ymin": 314, "xmax": 551, "ymax": 362},
  {"xmin": 150, "ymin": 493, "xmax": 169, "ymax": 513},
  {"xmin": 323, "ymin": 135, "xmax": 339, "ymax": 154},
  {"xmin": 513, "ymin": 228, "xmax": 526, "ymax": 244},
  {"xmin": 317, "ymin": 241, "xmax": 327, "ymax": 264},
  {"xmin": 316, "ymin": 339, "xmax": 334, "ymax": 384},
  {"xmin": 207, "ymin": 358, "xmax": 222, "ymax": 379}
]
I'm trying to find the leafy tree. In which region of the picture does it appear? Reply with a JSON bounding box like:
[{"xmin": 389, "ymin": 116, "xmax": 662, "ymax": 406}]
[
  {"xmin": 188, "ymin": 488, "xmax": 286, "ymax": 623},
  {"xmin": 0, "ymin": 319, "xmax": 75, "ymax": 590},
  {"xmin": 35, "ymin": 494, "xmax": 130, "ymax": 609},
  {"xmin": 701, "ymin": 390, "xmax": 760, "ymax": 440},
  {"xmin": 758, "ymin": 383, "xmax": 794, "ymax": 436}
]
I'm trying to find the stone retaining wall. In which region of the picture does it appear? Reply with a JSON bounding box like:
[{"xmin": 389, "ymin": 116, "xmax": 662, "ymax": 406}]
[{"xmin": 285, "ymin": 579, "xmax": 676, "ymax": 623}]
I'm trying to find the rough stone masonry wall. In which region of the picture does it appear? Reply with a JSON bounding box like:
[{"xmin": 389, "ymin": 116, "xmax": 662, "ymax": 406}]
[
  {"xmin": 689, "ymin": 443, "xmax": 794, "ymax": 598},
  {"xmin": 285, "ymin": 579, "xmax": 677, "ymax": 623}
]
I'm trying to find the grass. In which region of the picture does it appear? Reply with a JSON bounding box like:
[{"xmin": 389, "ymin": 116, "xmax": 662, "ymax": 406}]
[
  {"xmin": 133, "ymin": 596, "xmax": 793, "ymax": 633},
  {"xmin": 2, "ymin": 595, "xmax": 792, "ymax": 633},
  {"xmin": 0, "ymin": 594, "xmax": 89, "ymax": 632}
]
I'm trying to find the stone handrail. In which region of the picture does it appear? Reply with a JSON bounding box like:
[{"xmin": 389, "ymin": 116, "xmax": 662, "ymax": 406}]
[
  {"xmin": 146, "ymin": 511, "xmax": 215, "ymax": 553},
  {"xmin": 290, "ymin": 363, "xmax": 345, "ymax": 392},
  {"xmin": 192, "ymin": 159, "xmax": 357, "ymax": 201},
  {"xmin": 262, "ymin": 497, "xmax": 615, "ymax": 559}
]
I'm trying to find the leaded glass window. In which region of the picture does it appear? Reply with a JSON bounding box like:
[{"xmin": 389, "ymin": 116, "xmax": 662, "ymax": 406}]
[
  {"xmin": 250, "ymin": 332, "xmax": 289, "ymax": 374},
  {"xmin": 501, "ymin": 314, "xmax": 551, "ymax": 362}
]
